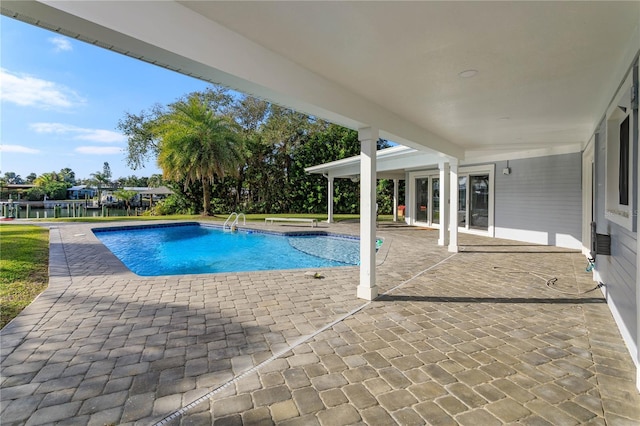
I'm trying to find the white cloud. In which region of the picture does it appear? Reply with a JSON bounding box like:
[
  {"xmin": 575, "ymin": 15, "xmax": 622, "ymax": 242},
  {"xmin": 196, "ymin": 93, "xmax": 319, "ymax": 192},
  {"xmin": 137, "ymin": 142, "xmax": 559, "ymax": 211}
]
[
  {"xmin": 81, "ymin": 129, "xmax": 127, "ymax": 144},
  {"xmin": 30, "ymin": 122, "xmax": 126, "ymax": 143},
  {"xmin": 0, "ymin": 144, "xmax": 41, "ymax": 154},
  {"xmin": 0, "ymin": 68, "xmax": 85, "ymax": 109},
  {"xmin": 75, "ymin": 146, "xmax": 123, "ymax": 155},
  {"xmin": 29, "ymin": 122, "xmax": 75, "ymax": 134},
  {"xmin": 48, "ymin": 36, "xmax": 73, "ymax": 52}
]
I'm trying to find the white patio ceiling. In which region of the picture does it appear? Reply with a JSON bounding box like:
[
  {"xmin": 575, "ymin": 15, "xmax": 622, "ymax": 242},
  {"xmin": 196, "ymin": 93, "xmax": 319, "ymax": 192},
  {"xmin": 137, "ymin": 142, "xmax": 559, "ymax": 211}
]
[{"xmin": 3, "ymin": 1, "xmax": 638, "ymax": 161}]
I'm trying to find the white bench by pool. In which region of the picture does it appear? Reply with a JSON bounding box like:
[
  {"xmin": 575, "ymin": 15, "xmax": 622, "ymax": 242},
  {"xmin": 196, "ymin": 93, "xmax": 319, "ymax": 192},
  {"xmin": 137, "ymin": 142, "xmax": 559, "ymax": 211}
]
[{"xmin": 264, "ymin": 217, "xmax": 318, "ymax": 227}]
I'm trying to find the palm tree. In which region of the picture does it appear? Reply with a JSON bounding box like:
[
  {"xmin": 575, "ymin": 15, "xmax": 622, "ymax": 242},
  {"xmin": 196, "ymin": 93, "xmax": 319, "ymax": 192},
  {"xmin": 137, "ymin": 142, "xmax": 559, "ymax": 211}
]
[
  {"xmin": 89, "ymin": 171, "xmax": 110, "ymax": 206},
  {"xmin": 156, "ymin": 94, "xmax": 243, "ymax": 215},
  {"xmin": 114, "ymin": 189, "xmax": 138, "ymax": 215},
  {"xmin": 148, "ymin": 174, "xmax": 164, "ymax": 188},
  {"xmin": 33, "ymin": 172, "xmax": 60, "ymax": 187}
]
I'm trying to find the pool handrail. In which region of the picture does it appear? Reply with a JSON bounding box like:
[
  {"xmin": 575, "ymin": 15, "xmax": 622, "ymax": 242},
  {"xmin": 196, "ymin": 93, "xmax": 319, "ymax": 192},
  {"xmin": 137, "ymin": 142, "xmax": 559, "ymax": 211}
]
[{"xmin": 223, "ymin": 212, "xmax": 246, "ymax": 231}]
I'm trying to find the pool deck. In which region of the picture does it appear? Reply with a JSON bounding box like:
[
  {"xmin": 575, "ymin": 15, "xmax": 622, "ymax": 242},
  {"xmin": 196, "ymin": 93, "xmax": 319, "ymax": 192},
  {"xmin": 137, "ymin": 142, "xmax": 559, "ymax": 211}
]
[{"xmin": 1, "ymin": 220, "xmax": 639, "ymax": 425}]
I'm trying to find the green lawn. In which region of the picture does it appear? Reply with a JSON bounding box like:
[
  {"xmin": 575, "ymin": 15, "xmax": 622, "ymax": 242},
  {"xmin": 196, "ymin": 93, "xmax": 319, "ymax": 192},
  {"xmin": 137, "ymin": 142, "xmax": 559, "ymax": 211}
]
[{"xmin": 0, "ymin": 224, "xmax": 49, "ymax": 329}]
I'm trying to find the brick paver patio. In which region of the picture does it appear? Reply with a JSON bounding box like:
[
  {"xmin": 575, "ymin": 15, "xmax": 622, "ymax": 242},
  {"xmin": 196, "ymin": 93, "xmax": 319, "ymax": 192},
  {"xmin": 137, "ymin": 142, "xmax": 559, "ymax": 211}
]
[{"xmin": 1, "ymin": 220, "xmax": 639, "ymax": 425}]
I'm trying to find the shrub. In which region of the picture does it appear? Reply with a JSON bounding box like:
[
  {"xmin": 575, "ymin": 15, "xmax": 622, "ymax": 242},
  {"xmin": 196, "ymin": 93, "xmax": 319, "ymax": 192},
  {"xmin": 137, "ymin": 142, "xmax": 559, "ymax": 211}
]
[
  {"xmin": 151, "ymin": 195, "xmax": 195, "ymax": 215},
  {"xmin": 45, "ymin": 182, "xmax": 70, "ymax": 200},
  {"xmin": 25, "ymin": 187, "xmax": 46, "ymax": 201}
]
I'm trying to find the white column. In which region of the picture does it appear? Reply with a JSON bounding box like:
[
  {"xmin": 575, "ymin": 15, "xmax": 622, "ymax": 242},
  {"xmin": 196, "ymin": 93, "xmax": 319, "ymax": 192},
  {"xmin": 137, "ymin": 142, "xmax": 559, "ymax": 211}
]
[
  {"xmin": 393, "ymin": 179, "xmax": 399, "ymax": 222},
  {"xmin": 358, "ymin": 127, "xmax": 378, "ymax": 300},
  {"xmin": 327, "ymin": 175, "xmax": 334, "ymax": 223},
  {"xmin": 439, "ymin": 162, "xmax": 450, "ymax": 246},
  {"xmin": 449, "ymin": 160, "xmax": 459, "ymax": 253},
  {"xmin": 404, "ymin": 172, "xmax": 410, "ymax": 224}
]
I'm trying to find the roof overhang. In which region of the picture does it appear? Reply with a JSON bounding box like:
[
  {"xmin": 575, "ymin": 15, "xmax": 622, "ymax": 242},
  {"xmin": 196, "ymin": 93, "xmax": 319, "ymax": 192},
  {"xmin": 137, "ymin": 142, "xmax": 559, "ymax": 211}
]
[
  {"xmin": 0, "ymin": 0, "xmax": 462, "ymax": 159},
  {"xmin": 137, "ymin": 186, "xmax": 173, "ymax": 195},
  {"xmin": 2, "ymin": 1, "xmax": 637, "ymax": 162},
  {"xmin": 305, "ymin": 146, "xmax": 442, "ymax": 179},
  {"xmin": 305, "ymin": 142, "xmax": 584, "ymax": 180}
]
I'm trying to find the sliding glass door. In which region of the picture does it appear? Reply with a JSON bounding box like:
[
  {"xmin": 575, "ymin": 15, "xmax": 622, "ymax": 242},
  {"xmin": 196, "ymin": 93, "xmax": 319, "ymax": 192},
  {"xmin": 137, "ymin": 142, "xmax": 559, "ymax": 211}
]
[
  {"xmin": 414, "ymin": 175, "xmax": 439, "ymax": 226},
  {"xmin": 458, "ymin": 176, "xmax": 467, "ymax": 227},
  {"xmin": 415, "ymin": 178, "xmax": 429, "ymax": 223},
  {"xmin": 411, "ymin": 168, "xmax": 492, "ymax": 234},
  {"xmin": 432, "ymin": 178, "xmax": 440, "ymax": 224},
  {"xmin": 469, "ymin": 175, "xmax": 489, "ymax": 230},
  {"xmin": 458, "ymin": 173, "xmax": 490, "ymax": 231}
]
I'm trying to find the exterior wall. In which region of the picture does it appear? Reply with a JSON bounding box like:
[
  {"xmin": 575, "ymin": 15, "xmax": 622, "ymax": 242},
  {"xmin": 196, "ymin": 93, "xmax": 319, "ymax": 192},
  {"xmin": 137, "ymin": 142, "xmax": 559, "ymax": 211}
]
[
  {"xmin": 493, "ymin": 153, "xmax": 583, "ymax": 249},
  {"xmin": 404, "ymin": 154, "xmax": 582, "ymax": 249},
  {"xmin": 593, "ymin": 65, "xmax": 639, "ymax": 374}
]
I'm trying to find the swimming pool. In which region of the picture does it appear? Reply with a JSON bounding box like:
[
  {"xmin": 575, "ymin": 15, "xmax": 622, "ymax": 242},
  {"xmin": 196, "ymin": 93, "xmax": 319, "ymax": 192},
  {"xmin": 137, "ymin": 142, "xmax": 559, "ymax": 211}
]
[{"xmin": 93, "ymin": 223, "xmax": 362, "ymax": 276}]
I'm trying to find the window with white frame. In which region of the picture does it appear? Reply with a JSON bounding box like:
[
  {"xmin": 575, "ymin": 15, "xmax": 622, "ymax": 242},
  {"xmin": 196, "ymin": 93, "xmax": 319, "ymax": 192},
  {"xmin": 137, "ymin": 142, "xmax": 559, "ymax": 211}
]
[{"xmin": 605, "ymin": 72, "xmax": 636, "ymax": 231}]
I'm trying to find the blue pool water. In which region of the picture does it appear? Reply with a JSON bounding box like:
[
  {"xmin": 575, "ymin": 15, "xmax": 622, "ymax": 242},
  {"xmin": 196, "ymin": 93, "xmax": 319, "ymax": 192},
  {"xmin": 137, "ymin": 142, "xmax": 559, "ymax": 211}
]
[{"xmin": 93, "ymin": 224, "xmax": 361, "ymax": 276}]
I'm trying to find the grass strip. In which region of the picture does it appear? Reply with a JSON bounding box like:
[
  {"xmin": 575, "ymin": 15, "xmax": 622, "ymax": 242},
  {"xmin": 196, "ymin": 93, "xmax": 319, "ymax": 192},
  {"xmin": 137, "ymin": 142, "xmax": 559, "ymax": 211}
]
[{"xmin": 0, "ymin": 224, "xmax": 49, "ymax": 329}]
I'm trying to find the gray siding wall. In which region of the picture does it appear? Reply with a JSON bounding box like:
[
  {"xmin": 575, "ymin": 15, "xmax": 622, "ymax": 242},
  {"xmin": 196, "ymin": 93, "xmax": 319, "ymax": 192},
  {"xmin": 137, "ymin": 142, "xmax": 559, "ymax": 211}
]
[
  {"xmin": 594, "ymin": 98, "xmax": 639, "ymax": 353},
  {"xmin": 494, "ymin": 153, "xmax": 582, "ymax": 248}
]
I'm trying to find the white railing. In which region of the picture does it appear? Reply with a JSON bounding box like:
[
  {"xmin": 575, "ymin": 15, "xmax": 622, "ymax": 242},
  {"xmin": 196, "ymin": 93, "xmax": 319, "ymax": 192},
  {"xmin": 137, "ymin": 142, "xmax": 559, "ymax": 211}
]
[{"xmin": 223, "ymin": 212, "xmax": 246, "ymax": 231}]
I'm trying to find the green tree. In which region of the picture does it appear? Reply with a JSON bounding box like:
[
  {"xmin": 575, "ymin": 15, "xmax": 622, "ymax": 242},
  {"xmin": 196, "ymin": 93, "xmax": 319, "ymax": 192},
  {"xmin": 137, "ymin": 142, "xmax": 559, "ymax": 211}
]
[
  {"xmin": 292, "ymin": 124, "xmax": 361, "ymax": 214},
  {"xmin": 3, "ymin": 172, "xmax": 23, "ymax": 184},
  {"xmin": 25, "ymin": 173, "xmax": 37, "ymax": 184},
  {"xmin": 25, "ymin": 187, "xmax": 46, "ymax": 201},
  {"xmin": 32, "ymin": 173, "xmax": 70, "ymax": 200},
  {"xmin": 148, "ymin": 174, "xmax": 164, "ymax": 188},
  {"xmin": 34, "ymin": 172, "xmax": 60, "ymax": 188},
  {"xmin": 44, "ymin": 181, "xmax": 70, "ymax": 200},
  {"xmin": 248, "ymin": 105, "xmax": 323, "ymax": 213},
  {"xmin": 116, "ymin": 175, "xmax": 149, "ymax": 188},
  {"xmin": 118, "ymin": 87, "xmax": 234, "ymax": 171},
  {"xmin": 156, "ymin": 94, "xmax": 243, "ymax": 215},
  {"xmin": 102, "ymin": 162, "xmax": 112, "ymax": 183},
  {"xmin": 118, "ymin": 84, "xmax": 392, "ymax": 216},
  {"xmin": 89, "ymin": 170, "xmax": 110, "ymax": 206},
  {"xmin": 0, "ymin": 176, "xmax": 6, "ymax": 199},
  {"xmin": 228, "ymin": 96, "xmax": 269, "ymax": 210},
  {"xmin": 114, "ymin": 189, "xmax": 138, "ymax": 215},
  {"xmin": 58, "ymin": 168, "xmax": 76, "ymax": 184},
  {"xmin": 117, "ymin": 103, "xmax": 165, "ymax": 170}
]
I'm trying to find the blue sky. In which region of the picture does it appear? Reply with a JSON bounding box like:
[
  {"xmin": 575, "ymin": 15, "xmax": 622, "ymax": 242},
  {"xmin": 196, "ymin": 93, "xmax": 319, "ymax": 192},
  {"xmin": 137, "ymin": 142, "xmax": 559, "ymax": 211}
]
[{"xmin": 1, "ymin": 15, "xmax": 213, "ymax": 181}]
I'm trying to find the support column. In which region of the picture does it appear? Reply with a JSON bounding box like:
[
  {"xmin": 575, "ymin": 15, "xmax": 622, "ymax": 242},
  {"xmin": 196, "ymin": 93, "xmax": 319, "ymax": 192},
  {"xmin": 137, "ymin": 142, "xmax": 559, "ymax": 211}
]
[
  {"xmin": 393, "ymin": 179, "xmax": 399, "ymax": 222},
  {"xmin": 438, "ymin": 162, "xmax": 450, "ymax": 246},
  {"xmin": 357, "ymin": 127, "xmax": 378, "ymax": 300},
  {"xmin": 449, "ymin": 160, "xmax": 459, "ymax": 253},
  {"xmin": 326, "ymin": 175, "xmax": 334, "ymax": 223},
  {"xmin": 404, "ymin": 173, "xmax": 410, "ymax": 224}
]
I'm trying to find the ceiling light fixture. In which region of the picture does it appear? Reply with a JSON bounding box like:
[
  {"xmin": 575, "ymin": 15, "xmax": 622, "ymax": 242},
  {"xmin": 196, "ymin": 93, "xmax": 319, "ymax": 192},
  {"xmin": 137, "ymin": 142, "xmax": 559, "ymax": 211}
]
[{"xmin": 458, "ymin": 69, "xmax": 478, "ymax": 78}]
